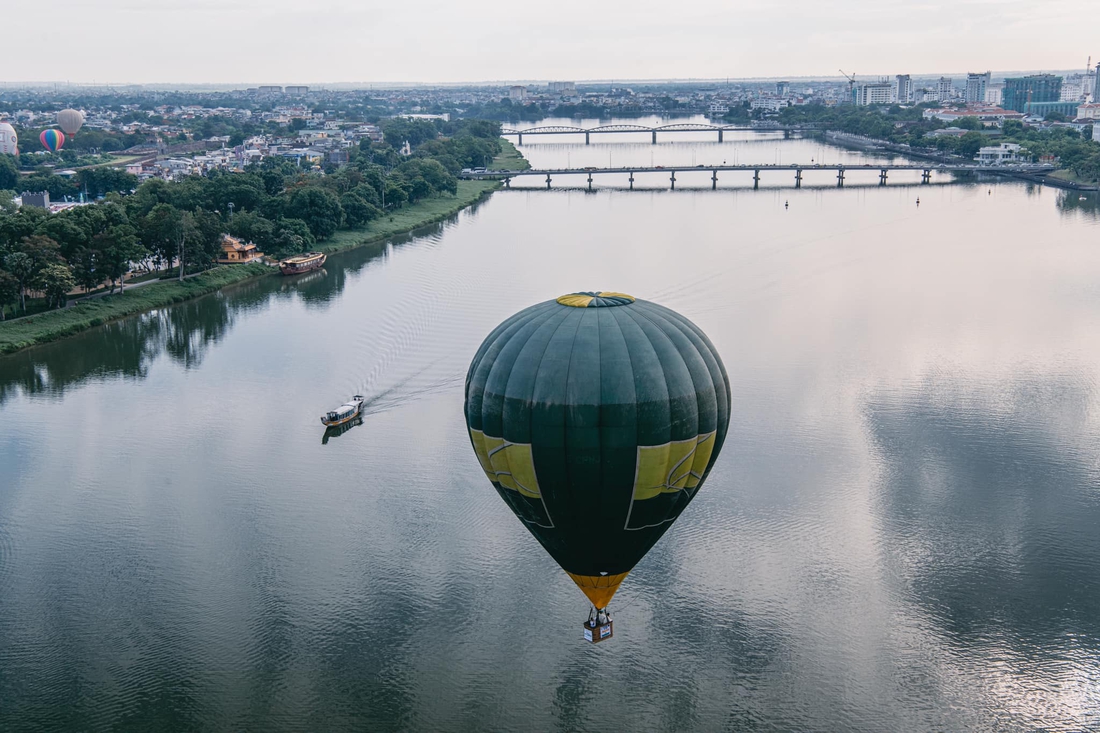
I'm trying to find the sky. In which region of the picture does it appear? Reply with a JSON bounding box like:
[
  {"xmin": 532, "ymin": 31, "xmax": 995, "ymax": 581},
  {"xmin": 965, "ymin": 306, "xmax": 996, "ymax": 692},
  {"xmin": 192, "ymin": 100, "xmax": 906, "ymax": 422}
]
[{"xmin": 9, "ymin": 0, "xmax": 1097, "ymax": 85}]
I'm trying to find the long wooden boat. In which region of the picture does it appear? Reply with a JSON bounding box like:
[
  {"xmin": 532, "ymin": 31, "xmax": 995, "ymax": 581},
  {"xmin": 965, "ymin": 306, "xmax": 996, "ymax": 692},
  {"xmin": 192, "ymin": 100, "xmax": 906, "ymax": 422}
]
[
  {"xmin": 280, "ymin": 251, "xmax": 326, "ymax": 275},
  {"xmin": 321, "ymin": 395, "xmax": 365, "ymax": 427}
]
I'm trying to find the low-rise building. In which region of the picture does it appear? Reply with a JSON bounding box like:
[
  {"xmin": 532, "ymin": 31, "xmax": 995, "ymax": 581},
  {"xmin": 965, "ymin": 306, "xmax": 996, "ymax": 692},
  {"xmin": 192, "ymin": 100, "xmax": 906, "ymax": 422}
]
[
  {"xmin": 922, "ymin": 106, "xmax": 1024, "ymax": 126},
  {"xmin": 1076, "ymin": 103, "xmax": 1100, "ymax": 121},
  {"xmin": 20, "ymin": 191, "xmax": 50, "ymax": 208},
  {"xmin": 976, "ymin": 142, "xmax": 1022, "ymax": 165},
  {"xmin": 217, "ymin": 235, "xmax": 263, "ymax": 264}
]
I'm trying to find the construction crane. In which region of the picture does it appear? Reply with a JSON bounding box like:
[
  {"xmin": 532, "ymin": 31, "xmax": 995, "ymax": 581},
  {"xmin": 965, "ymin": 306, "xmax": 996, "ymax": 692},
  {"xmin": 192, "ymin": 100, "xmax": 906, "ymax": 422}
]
[{"xmin": 839, "ymin": 69, "xmax": 857, "ymax": 101}]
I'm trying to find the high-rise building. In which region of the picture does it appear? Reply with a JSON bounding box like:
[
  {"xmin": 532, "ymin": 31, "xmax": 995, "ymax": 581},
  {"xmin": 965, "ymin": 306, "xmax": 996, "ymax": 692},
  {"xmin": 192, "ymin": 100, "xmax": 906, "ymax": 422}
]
[
  {"xmin": 985, "ymin": 83, "xmax": 1004, "ymax": 106},
  {"xmin": 936, "ymin": 77, "xmax": 954, "ymax": 102},
  {"xmin": 895, "ymin": 74, "xmax": 912, "ymax": 104},
  {"xmin": 854, "ymin": 81, "xmax": 894, "ymax": 106},
  {"xmin": 1003, "ymin": 75, "xmax": 1063, "ymax": 113},
  {"xmin": 1094, "ymin": 63, "xmax": 1100, "ymax": 101},
  {"xmin": 965, "ymin": 72, "xmax": 991, "ymax": 104},
  {"xmin": 776, "ymin": 81, "xmax": 790, "ymax": 97}
]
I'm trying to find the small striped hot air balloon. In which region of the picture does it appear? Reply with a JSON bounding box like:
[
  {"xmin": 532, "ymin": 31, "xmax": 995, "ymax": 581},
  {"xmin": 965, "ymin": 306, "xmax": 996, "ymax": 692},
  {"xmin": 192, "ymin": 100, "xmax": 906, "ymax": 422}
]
[{"xmin": 40, "ymin": 129, "xmax": 65, "ymax": 153}]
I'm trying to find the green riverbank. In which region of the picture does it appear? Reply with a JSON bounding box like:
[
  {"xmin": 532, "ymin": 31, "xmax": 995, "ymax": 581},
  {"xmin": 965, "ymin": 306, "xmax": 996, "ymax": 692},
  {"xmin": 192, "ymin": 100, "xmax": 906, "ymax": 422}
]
[
  {"xmin": 489, "ymin": 139, "xmax": 530, "ymax": 171},
  {"xmin": 0, "ymin": 177, "xmax": 504, "ymax": 356}
]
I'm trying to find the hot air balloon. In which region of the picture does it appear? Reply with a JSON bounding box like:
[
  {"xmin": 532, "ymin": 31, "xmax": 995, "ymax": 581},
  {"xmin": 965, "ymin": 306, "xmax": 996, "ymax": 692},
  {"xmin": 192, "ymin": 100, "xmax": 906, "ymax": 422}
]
[
  {"xmin": 40, "ymin": 129, "xmax": 65, "ymax": 153},
  {"xmin": 464, "ymin": 292, "xmax": 730, "ymax": 642},
  {"xmin": 0, "ymin": 122, "xmax": 16, "ymax": 156},
  {"xmin": 57, "ymin": 109, "xmax": 85, "ymax": 137}
]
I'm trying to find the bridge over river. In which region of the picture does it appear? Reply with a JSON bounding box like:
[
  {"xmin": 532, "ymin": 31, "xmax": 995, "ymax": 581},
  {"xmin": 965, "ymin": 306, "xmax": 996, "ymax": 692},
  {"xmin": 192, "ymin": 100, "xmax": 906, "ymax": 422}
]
[
  {"xmin": 502, "ymin": 123, "xmax": 816, "ymax": 144},
  {"xmin": 462, "ymin": 163, "xmax": 1057, "ymax": 190}
]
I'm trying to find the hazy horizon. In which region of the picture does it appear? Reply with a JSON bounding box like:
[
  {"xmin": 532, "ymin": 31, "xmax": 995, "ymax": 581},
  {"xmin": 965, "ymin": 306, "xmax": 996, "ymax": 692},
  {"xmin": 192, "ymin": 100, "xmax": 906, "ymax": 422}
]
[
  {"xmin": 9, "ymin": 0, "xmax": 1096, "ymax": 86},
  {"xmin": 0, "ymin": 68, "xmax": 1094, "ymax": 92}
]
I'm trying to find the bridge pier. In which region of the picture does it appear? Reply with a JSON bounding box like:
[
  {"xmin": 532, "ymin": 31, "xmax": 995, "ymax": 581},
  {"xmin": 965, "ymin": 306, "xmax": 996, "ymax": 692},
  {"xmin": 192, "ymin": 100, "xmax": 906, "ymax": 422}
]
[
  {"xmin": 712, "ymin": 170, "xmax": 718, "ymax": 190},
  {"xmin": 585, "ymin": 132, "xmax": 590, "ymax": 145},
  {"xmin": 517, "ymin": 132, "xmax": 522, "ymax": 146},
  {"xmin": 670, "ymin": 171, "xmax": 676, "ymax": 190},
  {"xmin": 718, "ymin": 129, "xmax": 723, "ymax": 143},
  {"xmin": 629, "ymin": 172, "xmax": 634, "ymax": 190},
  {"xmin": 795, "ymin": 168, "xmax": 802, "ymax": 188},
  {"xmin": 784, "ymin": 130, "xmax": 791, "ymax": 139},
  {"xmin": 921, "ymin": 170, "xmax": 931, "ymax": 184},
  {"xmin": 652, "ymin": 131, "xmax": 657, "ymax": 144},
  {"xmin": 753, "ymin": 169, "xmax": 760, "ymax": 190},
  {"xmin": 837, "ymin": 168, "xmax": 845, "ymax": 188},
  {"xmin": 505, "ymin": 177, "xmax": 511, "ymax": 189},
  {"xmin": 588, "ymin": 173, "xmax": 593, "ymax": 190},
  {"xmin": 546, "ymin": 173, "xmax": 552, "ymax": 190},
  {"xmin": 879, "ymin": 169, "xmax": 888, "ymax": 186}
]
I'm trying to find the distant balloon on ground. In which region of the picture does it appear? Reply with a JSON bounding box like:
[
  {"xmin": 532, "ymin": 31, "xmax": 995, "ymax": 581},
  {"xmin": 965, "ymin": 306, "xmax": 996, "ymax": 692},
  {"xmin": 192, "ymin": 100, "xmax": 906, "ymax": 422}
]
[
  {"xmin": 0, "ymin": 122, "xmax": 17, "ymax": 156},
  {"xmin": 57, "ymin": 109, "xmax": 84, "ymax": 136},
  {"xmin": 40, "ymin": 129, "xmax": 65, "ymax": 152},
  {"xmin": 464, "ymin": 292, "xmax": 731, "ymax": 612}
]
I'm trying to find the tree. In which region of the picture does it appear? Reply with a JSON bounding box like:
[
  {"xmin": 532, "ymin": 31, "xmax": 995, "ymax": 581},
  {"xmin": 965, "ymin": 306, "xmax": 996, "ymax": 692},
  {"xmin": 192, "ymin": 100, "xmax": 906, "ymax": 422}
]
[
  {"xmin": 70, "ymin": 247, "xmax": 103, "ymax": 292},
  {"xmin": 958, "ymin": 131, "xmax": 989, "ymax": 160},
  {"xmin": 286, "ymin": 186, "xmax": 343, "ymax": 239},
  {"xmin": 35, "ymin": 263, "xmax": 75, "ymax": 309},
  {"xmin": 340, "ymin": 192, "xmax": 380, "ymax": 228},
  {"xmin": 0, "ymin": 268, "xmax": 18, "ymax": 319},
  {"xmin": 94, "ymin": 226, "xmax": 145, "ymax": 293},
  {"xmin": 0, "ymin": 190, "xmax": 18, "ymax": 215},
  {"xmin": 170, "ymin": 212, "xmax": 199, "ymax": 281},
  {"xmin": 76, "ymin": 167, "xmax": 138, "ymax": 198},
  {"xmin": 228, "ymin": 210, "xmax": 277, "ymax": 252},
  {"xmin": 270, "ymin": 218, "xmax": 314, "ymax": 258},
  {"xmin": 0, "ymin": 155, "xmax": 17, "ymax": 190},
  {"xmin": 3, "ymin": 252, "xmax": 34, "ymax": 312},
  {"xmin": 141, "ymin": 204, "xmax": 183, "ymax": 273}
]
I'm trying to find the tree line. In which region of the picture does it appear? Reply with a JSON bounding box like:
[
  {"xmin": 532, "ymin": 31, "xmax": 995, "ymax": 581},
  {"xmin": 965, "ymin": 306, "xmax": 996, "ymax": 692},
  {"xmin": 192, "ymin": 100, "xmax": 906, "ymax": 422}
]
[
  {"xmin": 0, "ymin": 119, "xmax": 503, "ymax": 319},
  {"xmin": 776, "ymin": 103, "xmax": 1100, "ymax": 180}
]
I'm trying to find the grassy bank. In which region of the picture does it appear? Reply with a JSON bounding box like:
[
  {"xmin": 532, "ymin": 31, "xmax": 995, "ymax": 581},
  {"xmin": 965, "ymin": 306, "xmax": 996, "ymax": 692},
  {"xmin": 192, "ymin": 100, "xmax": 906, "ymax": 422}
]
[
  {"xmin": 0, "ymin": 264, "xmax": 269, "ymax": 355},
  {"xmin": 322, "ymin": 180, "xmax": 497, "ymax": 252},
  {"xmin": 489, "ymin": 138, "xmax": 530, "ymax": 171},
  {"xmin": 0, "ymin": 179, "xmax": 502, "ymax": 356},
  {"xmin": 1048, "ymin": 169, "xmax": 1100, "ymax": 188}
]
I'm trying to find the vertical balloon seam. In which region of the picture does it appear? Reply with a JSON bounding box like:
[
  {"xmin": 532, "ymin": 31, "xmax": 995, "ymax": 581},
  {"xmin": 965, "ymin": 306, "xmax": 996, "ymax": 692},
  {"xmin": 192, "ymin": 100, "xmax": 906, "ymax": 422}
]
[
  {"xmin": 549, "ymin": 308, "xmax": 587, "ymax": 529},
  {"xmin": 507, "ymin": 308, "xmax": 580, "ymax": 529},
  {"xmin": 467, "ymin": 308, "xmax": 534, "ymax": 406},
  {"xmin": 651, "ymin": 305, "xmax": 731, "ymax": 459},
  {"xmin": 499, "ymin": 307, "xmax": 573, "ymax": 527},
  {"xmin": 650, "ymin": 304, "xmax": 728, "ymax": 487},
  {"xmin": 602, "ymin": 306, "xmax": 637, "ymax": 535},
  {"xmin": 487, "ymin": 310, "xmax": 555, "ymax": 434},
  {"xmin": 611, "ymin": 305, "xmax": 673, "ymax": 532},
  {"xmin": 565, "ymin": 307, "xmax": 602, "ymax": 523},
  {"xmin": 632, "ymin": 305, "xmax": 719, "ymax": 497},
  {"xmin": 471, "ymin": 310, "xmax": 545, "ymax": 490},
  {"xmin": 621, "ymin": 304, "xmax": 700, "ymax": 512}
]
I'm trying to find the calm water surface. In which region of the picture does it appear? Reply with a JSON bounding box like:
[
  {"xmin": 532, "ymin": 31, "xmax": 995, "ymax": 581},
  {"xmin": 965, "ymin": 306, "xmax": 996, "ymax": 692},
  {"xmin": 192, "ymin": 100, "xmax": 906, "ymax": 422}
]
[{"xmin": 2, "ymin": 122, "xmax": 1100, "ymax": 731}]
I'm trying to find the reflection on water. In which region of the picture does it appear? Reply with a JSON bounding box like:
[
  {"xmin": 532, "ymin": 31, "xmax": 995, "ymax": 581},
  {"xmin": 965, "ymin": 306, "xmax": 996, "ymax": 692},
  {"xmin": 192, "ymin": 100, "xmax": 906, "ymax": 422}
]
[
  {"xmin": 323, "ymin": 415, "xmax": 363, "ymax": 444},
  {"xmin": 2, "ymin": 128, "xmax": 1100, "ymax": 731},
  {"xmin": 1056, "ymin": 189, "xmax": 1100, "ymax": 219}
]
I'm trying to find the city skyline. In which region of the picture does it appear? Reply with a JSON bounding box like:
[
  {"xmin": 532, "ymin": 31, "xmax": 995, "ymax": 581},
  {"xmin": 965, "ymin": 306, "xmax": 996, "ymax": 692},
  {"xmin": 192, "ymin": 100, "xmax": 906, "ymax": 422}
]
[{"xmin": 8, "ymin": 0, "xmax": 1097, "ymax": 85}]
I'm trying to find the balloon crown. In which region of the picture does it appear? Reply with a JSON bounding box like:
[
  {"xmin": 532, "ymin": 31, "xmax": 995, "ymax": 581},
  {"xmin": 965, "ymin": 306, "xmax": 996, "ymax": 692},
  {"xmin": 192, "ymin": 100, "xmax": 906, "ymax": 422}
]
[{"xmin": 556, "ymin": 291, "xmax": 636, "ymax": 308}]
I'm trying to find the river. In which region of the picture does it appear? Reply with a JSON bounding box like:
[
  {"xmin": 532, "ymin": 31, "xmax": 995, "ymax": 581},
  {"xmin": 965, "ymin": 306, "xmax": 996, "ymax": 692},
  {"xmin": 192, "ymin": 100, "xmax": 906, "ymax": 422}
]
[{"xmin": 2, "ymin": 117, "xmax": 1100, "ymax": 731}]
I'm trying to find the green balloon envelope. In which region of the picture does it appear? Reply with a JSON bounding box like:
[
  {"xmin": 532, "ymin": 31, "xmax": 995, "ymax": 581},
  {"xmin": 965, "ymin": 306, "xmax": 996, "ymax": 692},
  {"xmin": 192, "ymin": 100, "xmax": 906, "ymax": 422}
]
[{"xmin": 464, "ymin": 292, "xmax": 730, "ymax": 608}]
